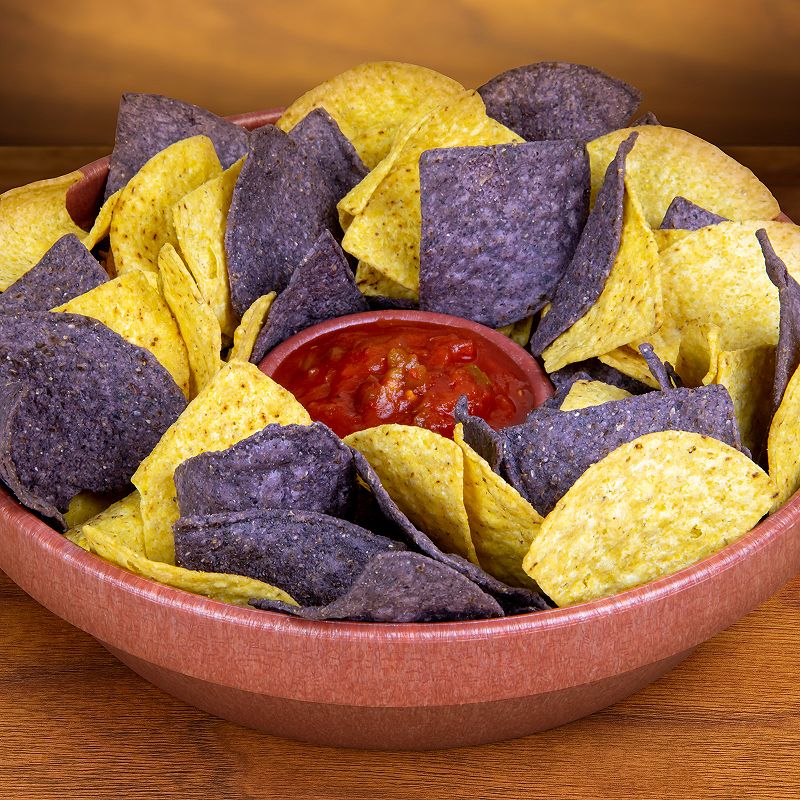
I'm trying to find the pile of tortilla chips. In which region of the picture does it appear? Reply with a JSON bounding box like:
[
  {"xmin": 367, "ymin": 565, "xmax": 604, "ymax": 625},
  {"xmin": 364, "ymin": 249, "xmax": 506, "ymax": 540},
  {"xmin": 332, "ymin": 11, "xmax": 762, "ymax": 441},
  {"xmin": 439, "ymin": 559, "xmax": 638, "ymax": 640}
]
[{"xmin": 0, "ymin": 60, "xmax": 795, "ymax": 619}]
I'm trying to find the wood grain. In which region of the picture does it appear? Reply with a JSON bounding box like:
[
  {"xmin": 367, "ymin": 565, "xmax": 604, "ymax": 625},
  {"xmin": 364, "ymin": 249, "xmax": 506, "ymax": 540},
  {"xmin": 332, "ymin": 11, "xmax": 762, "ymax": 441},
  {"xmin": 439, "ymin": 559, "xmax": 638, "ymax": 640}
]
[{"xmin": 0, "ymin": 0, "xmax": 799, "ymax": 147}]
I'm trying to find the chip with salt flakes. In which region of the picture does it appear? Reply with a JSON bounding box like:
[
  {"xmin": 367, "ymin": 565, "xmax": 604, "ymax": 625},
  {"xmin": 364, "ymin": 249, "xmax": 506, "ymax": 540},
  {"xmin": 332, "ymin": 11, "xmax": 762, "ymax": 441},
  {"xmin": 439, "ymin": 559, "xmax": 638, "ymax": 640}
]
[
  {"xmin": 173, "ymin": 158, "xmax": 244, "ymax": 340},
  {"xmin": 523, "ymin": 431, "xmax": 776, "ymax": 607},
  {"xmin": 158, "ymin": 243, "xmax": 223, "ymax": 396},
  {"xmin": 586, "ymin": 126, "xmax": 779, "ymax": 227},
  {"xmin": 110, "ymin": 135, "xmax": 222, "ymax": 275},
  {"xmin": 228, "ymin": 292, "xmax": 276, "ymax": 363},
  {"xmin": 344, "ymin": 424, "xmax": 478, "ymax": 565},
  {"xmin": 132, "ymin": 361, "xmax": 311, "ymax": 564},
  {"xmin": 768, "ymin": 364, "xmax": 800, "ymax": 509},
  {"xmin": 659, "ymin": 221, "xmax": 800, "ymax": 352},
  {"xmin": 454, "ymin": 423, "xmax": 541, "ymax": 589},
  {"xmin": 559, "ymin": 379, "xmax": 632, "ymax": 411},
  {"xmin": 277, "ymin": 61, "xmax": 466, "ymax": 169},
  {"xmin": 0, "ymin": 170, "xmax": 86, "ymax": 290},
  {"xmin": 341, "ymin": 91, "xmax": 522, "ymax": 293},
  {"xmin": 54, "ymin": 267, "xmax": 192, "ymax": 397}
]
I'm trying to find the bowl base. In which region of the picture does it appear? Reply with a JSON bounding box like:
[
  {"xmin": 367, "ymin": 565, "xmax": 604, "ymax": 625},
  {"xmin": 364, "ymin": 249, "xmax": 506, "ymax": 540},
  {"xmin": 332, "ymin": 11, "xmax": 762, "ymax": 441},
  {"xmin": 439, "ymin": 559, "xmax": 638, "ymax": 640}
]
[{"xmin": 102, "ymin": 642, "xmax": 695, "ymax": 750}]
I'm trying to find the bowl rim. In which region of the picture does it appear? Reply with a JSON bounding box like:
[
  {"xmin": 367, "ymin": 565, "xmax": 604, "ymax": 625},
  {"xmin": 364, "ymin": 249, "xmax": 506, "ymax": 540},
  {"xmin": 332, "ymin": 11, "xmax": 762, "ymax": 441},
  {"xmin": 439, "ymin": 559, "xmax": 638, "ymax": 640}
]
[{"xmin": 11, "ymin": 103, "xmax": 799, "ymax": 643}]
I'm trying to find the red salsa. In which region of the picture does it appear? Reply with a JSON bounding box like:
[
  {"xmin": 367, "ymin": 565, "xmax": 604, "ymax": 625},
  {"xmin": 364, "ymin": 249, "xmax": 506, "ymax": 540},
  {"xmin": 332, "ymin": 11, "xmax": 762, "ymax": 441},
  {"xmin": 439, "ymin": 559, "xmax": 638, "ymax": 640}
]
[{"xmin": 272, "ymin": 322, "xmax": 535, "ymax": 438}]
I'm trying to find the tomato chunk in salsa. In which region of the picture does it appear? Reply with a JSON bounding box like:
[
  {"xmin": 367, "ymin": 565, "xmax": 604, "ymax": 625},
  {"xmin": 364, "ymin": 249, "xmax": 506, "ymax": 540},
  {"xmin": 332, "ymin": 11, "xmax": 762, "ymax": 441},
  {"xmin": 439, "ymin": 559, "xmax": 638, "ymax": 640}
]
[{"xmin": 271, "ymin": 322, "xmax": 535, "ymax": 438}]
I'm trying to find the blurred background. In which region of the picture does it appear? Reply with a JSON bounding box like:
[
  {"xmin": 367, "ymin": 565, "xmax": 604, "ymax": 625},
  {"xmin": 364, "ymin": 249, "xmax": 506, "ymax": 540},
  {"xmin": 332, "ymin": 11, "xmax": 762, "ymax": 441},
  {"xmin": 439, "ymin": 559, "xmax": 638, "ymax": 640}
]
[{"xmin": 1, "ymin": 0, "xmax": 799, "ymax": 147}]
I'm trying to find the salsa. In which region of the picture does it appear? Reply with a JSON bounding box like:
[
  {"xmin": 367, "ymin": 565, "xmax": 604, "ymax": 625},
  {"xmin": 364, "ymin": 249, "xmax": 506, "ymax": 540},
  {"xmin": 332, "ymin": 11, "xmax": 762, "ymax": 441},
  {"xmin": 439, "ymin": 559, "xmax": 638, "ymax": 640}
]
[{"xmin": 272, "ymin": 322, "xmax": 535, "ymax": 438}]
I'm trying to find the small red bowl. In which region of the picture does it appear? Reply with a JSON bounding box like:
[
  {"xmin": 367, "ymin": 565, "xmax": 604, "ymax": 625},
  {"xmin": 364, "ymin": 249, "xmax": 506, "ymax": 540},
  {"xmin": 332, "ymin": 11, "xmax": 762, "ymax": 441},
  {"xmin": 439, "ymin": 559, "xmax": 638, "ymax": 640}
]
[
  {"xmin": 1, "ymin": 107, "xmax": 799, "ymax": 750},
  {"xmin": 258, "ymin": 308, "xmax": 553, "ymax": 430}
]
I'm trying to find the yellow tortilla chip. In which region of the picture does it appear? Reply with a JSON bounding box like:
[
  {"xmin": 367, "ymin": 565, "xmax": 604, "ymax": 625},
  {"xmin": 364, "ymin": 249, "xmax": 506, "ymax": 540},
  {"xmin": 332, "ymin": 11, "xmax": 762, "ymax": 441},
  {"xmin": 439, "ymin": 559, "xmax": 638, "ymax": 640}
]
[
  {"xmin": 0, "ymin": 170, "xmax": 86, "ymax": 290},
  {"xmin": 768, "ymin": 363, "xmax": 800, "ymax": 509},
  {"xmin": 63, "ymin": 491, "xmax": 121, "ymax": 530},
  {"xmin": 708, "ymin": 345, "xmax": 774, "ymax": 456},
  {"xmin": 344, "ymin": 425, "xmax": 478, "ymax": 564},
  {"xmin": 228, "ymin": 292, "xmax": 276, "ymax": 362},
  {"xmin": 355, "ymin": 261, "xmax": 418, "ymax": 300},
  {"xmin": 541, "ymin": 181, "xmax": 661, "ymax": 372},
  {"xmin": 497, "ymin": 317, "xmax": 534, "ymax": 348},
  {"xmin": 653, "ymin": 227, "xmax": 690, "ymax": 252},
  {"xmin": 82, "ymin": 189, "xmax": 121, "ymax": 250},
  {"xmin": 523, "ymin": 431, "xmax": 776, "ymax": 607},
  {"xmin": 132, "ymin": 361, "xmax": 311, "ymax": 564},
  {"xmin": 67, "ymin": 493, "xmax": 295, "ymax": 606},
  {"xmin": 674, "ymin": 321, "xmax": 721, "ymax": 387},
  {"xmin": 277, "ymin": 61, "xmax": 465, "ymax": 168},
  {"xmin": 158, "ymin": 244, "xmax": 223, "ymax": 396},
  {"xmin": 599, "ymin": 327, "xmax": 682, "ymax": 389},
  {"xmin": 660, "ymin": 221, "xmax": 800, "ymax": 351},
  {"xmin": 454, "ymin": 424, "xmax": 541, "ymax": 588},
  {"xmin": 341, "ymin": 91, "xmax": 522, "ymax": 292},
  {"xmin": 559, "ymin": 380, "xmax": 632, "ymax": 411},
  {"xmin": 173, "ymin": 158, "xmax": 244, "ymax": 339},
  {"xmin": 587, "ymin": 126, "xmax": 779, "ymax": 228},
  {"xmin": 54, "ymin": 268, "xmax": 192, "ymax": 397},
  {"xmin": 110, "ymin": 136, "xmax": 222, "ymax": 275}
]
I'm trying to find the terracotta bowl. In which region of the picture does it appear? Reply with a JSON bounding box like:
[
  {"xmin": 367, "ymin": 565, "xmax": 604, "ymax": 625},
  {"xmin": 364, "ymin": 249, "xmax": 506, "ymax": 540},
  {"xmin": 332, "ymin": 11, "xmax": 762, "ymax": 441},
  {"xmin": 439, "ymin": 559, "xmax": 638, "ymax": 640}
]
[{"xmin": 1, "ymin": 108, "xmax": 799, "ymax": 750}]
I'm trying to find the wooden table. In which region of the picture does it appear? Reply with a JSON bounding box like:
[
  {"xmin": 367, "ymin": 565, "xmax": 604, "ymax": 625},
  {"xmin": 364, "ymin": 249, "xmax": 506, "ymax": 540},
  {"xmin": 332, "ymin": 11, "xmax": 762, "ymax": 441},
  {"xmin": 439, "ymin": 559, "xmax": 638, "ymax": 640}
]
[{"xmin": 2, "ymin": 147, "xmax": 800, "ymax": 800}]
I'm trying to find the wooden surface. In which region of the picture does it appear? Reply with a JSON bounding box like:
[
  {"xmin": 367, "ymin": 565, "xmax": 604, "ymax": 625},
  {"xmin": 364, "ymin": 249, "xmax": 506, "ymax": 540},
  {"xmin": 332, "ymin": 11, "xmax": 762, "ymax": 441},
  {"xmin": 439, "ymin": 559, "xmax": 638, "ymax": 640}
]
[
  {"xmin": 1, "ymin": 0, "xmax": 799, "ymax": 147},
  {"xmin": 2, "ymin": 148, "xmax": 800, "ymax": 796}
]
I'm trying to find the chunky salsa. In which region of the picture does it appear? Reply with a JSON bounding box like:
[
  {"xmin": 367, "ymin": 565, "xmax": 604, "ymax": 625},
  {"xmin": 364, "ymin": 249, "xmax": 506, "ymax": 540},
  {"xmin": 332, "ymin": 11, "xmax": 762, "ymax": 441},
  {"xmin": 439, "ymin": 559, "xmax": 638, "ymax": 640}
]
[{"xmin": 271, "ymin": 322, "xmax": 535, "ymax": 438}]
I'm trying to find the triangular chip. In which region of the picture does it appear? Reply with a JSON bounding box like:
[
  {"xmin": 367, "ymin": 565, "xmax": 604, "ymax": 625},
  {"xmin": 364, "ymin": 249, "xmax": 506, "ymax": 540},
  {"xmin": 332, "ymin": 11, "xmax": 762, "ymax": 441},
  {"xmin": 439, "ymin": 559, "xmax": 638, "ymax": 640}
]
[
  {"xmin": 478, "ymin": 62, "xmax": 641, "ymax": 142},
  {"xmin": 66, "ymin": 492, "xmax": 145, "ymax": 551},
  {"xmin": 674, "ymin": 321, "xmax": 722, "ymax": 387},
  {"xmin": 598, "ymin": 327, "xmax": 681, "ymax": 389},
  {"xmin": 173, "ymin": 158, "xmax": 244, "ymax": 339},
  {"xmin": 132, "ymin": 361, "xmax": 311, "ymax": 564},
  {"xmin": 228, "ymin": 292, "xmax": 276, "ymax": 363},
  {"xmin": 660, "ymin": 196, "xmax": 727, "ymax": 230},
  {"xmin": 250, "ymin": 231, "xmax": 367, "ymax": 363},
  {"xmin": 768, "ymin": 362, "xmax": 800, "ymax": 508},
  {"xmin": 559, "ymin": 379, "xmax": 632, "ymax": 411},
  {"xmin": 82, "ymin": 190, "xmax": 121, "ymax": 250},
  {"xmin": 0, "ymin": 170, "xmax": 86, "ymax": 290},
  {"xmin": 523, "ymin": 431, "xmax": 776, "ymax": 606},
  {"xmin": 0, "ymin": 234, "xmax": 106, "ymax": 313},
  {"xmin": 158, "ymin": 244, "xmax": 223, "ymax": 396},
  {"xmin": 355, "ymin": 261, "xmax": 417, "ymax": 301},
  {"xmin": 587, "ymin": 126, "xmax": 779, "ymax": 227},
  {"xmin": 110, "ymin": 135, "xmax": 222, "ymax": 274},
  {"xmin": 277, "ymin": 61, "xmax": 465, "ymax": 168},
  {"xmin": 344, "ymin": 425, "xmax": 478, "ymax": 564},
  {"xmin": 54, "ymin": 268, "xmax": 192, "ymax": 397},
  {"xmin": 418, "ymin": 140, "xmax": 589, "ymax": 327}
]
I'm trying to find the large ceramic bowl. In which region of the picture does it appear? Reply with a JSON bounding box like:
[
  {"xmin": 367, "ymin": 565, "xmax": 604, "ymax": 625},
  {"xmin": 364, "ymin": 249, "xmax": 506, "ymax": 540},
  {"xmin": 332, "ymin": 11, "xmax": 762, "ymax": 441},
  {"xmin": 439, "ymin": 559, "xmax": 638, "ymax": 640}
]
[{"xmin": 1, "ymin": 108, "xmax": 799, "ymax": 750}]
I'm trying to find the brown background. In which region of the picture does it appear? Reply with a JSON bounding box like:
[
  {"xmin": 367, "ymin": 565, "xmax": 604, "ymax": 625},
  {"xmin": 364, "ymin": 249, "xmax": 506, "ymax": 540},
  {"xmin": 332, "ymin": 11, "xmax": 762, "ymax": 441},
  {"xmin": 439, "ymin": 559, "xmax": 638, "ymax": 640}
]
[{"xmin": 1, "ymin": 0, "xmax": 799, "ymax": 147}]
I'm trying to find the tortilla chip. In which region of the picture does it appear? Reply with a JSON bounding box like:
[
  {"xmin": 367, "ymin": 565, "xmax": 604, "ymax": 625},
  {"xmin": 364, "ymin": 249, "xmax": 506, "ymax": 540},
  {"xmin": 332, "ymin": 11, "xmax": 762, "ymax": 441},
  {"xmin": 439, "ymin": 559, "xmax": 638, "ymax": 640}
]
[
  {"xmin": 478, "ymin": 62, "xmax": 641, "ymax": 142},
  {"xmin": 173, "ymin": 158, "xmax": 244, "ymax": 340},
  {"xmin": 0, "ymin": 170, "xmax": 86, "ymax": 290},
  {"xmin": 355, "ymin": 262, "xmax": 418, "ymax": 300},
  {"xmin": 659, "ymin": 221, "xmax": 800, "ymax": 352},
  {"xmin": 110, "ymin": 135, "xmax": 222, "ymax": 275},
  {"xmin": 598, "ymin": 327, "xmax": 683, "ymax": 389},
  {"xmin": 454, "ymin": 423, "xmax": 542, "ymax": 588},
  {"xmin": 340, "ymin": 91, "xmax": 522, "ymax": 293},
  {"xmin": 768, "ymin": 362, "xmax": 800, "ymax": 509},
  {"xmin": 63, "ymin": 491, "xmax": 120, "ymax": 530},
  {"xmin": 82, "ymin": 189, "xmax": 121, "ymax": 250},
  {"xmin": 674, "ymin": 321, "xmax": 721, "ymax": 387},
  {"xmin": 132, "ymin": 361, "xmax": 311, "ymax": 564},
  {"xmin": 587, "ymin": 126, "xmax": 779, "ymax": 227},
  {"xmin": 549, "ymin": 358, "xmax": 650, "ymax": 396},
  {"xmin": 277, "ymin": 61, "xmax": 465, "ymax": 168},
  {"xmin": 66, "ymin": 492, "xmax": 145, "ymax": 550},
  {"xmin": 497, "ymin": 317, "xmax": 534, "ymax": 348},
  {"xmin": 523, "ymin": 431, "xmax": 776, "ymax": 606},
  {"xmin": 559, "ymin": 379, "xmax": 633, "ymax": 411},
  {"xmin": 660, "ymin": 196, "xmax": 727, "ymax": 230},
  {"xmin": 228, "ymin": 293, "xmax": 276, "ymax": 363},
  {"xmin": 158, "ymin": 243, "xmax": 223, "ymax": 396},
  {"xmin": 344, "ymin": 424, "xmax": 478, "ymax": 564},
  {"xmin": 54, "ymin": 268, "xmax": 192, "ymax": 397}
]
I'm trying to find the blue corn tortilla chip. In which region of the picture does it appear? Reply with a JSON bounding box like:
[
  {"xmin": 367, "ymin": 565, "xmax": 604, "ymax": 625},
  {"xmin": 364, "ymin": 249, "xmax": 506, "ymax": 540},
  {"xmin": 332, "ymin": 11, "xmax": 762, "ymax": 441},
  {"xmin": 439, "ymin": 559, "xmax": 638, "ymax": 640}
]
[
  {"xmin": 478, "ymin": 62, "xmax": 641, "ymax": 142},
  {"xmin": 251, "ymin": 551, "xmax": 504, "ymax": 622},
  {"xmin": 173, "ymin": 508, "xmax": 405, "ymax": 606},
  {"xmin": 105, "ymin": 93, "xmax": 249, "ymax": 198},
  {"xmin": 249, "ymin": 230, "xmax": 368, "ymax": 363},
  {"xmin": 660, "ymin": 196, "xmax": 728, "ymax": 230},
  {"xmin": 637, "ymin": 342, "xmax": 681, "ymax": 391},
  {"xmin": 758, "ymin": 228, "xmax": 800, "ymax": 412},
  {"xmin": 418, "ymin": 141, "xmax": 590, "ymax": 327},
  {"xmin": 288, "ymin": 108, "xmax": 368, "ymax": 201},
  {"xmin": 548, "ymin": 357, "xmax": 650, "ymax": 396},
  {"xmin": 0, "ymin": 312, "xmax": 186, "ymax": 527},
  {"xmin": 174, "ymin": 421, "xmax": 356, "ymax": 519},
  {"xmin": 468, "ymin": 384, "xmax": 743, "ymax": 516},
  {"xmin": 529, "ymin": 133, "xmax": 637, "ymax": 355},
  {"xmin": 632, "ymin": 111, "xmax": 661, "ymax": 126},
  {"xmin": 365, "ymin": 296, "xmax": 420, "ymax": 311},
  {"xmin": 0, "ymin": 234, "xmax": 107, "ymax": 313},
  {"xmin": 225, "ymin": 126, "xmax": 338, "ymax": 317},
  {"xmin": 453, "ymin": 395, "xmax": 508, "ymax": 470},
  {"xmin": 351, "ymin": 448, "xmax": 550, "ymax": 613}
]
